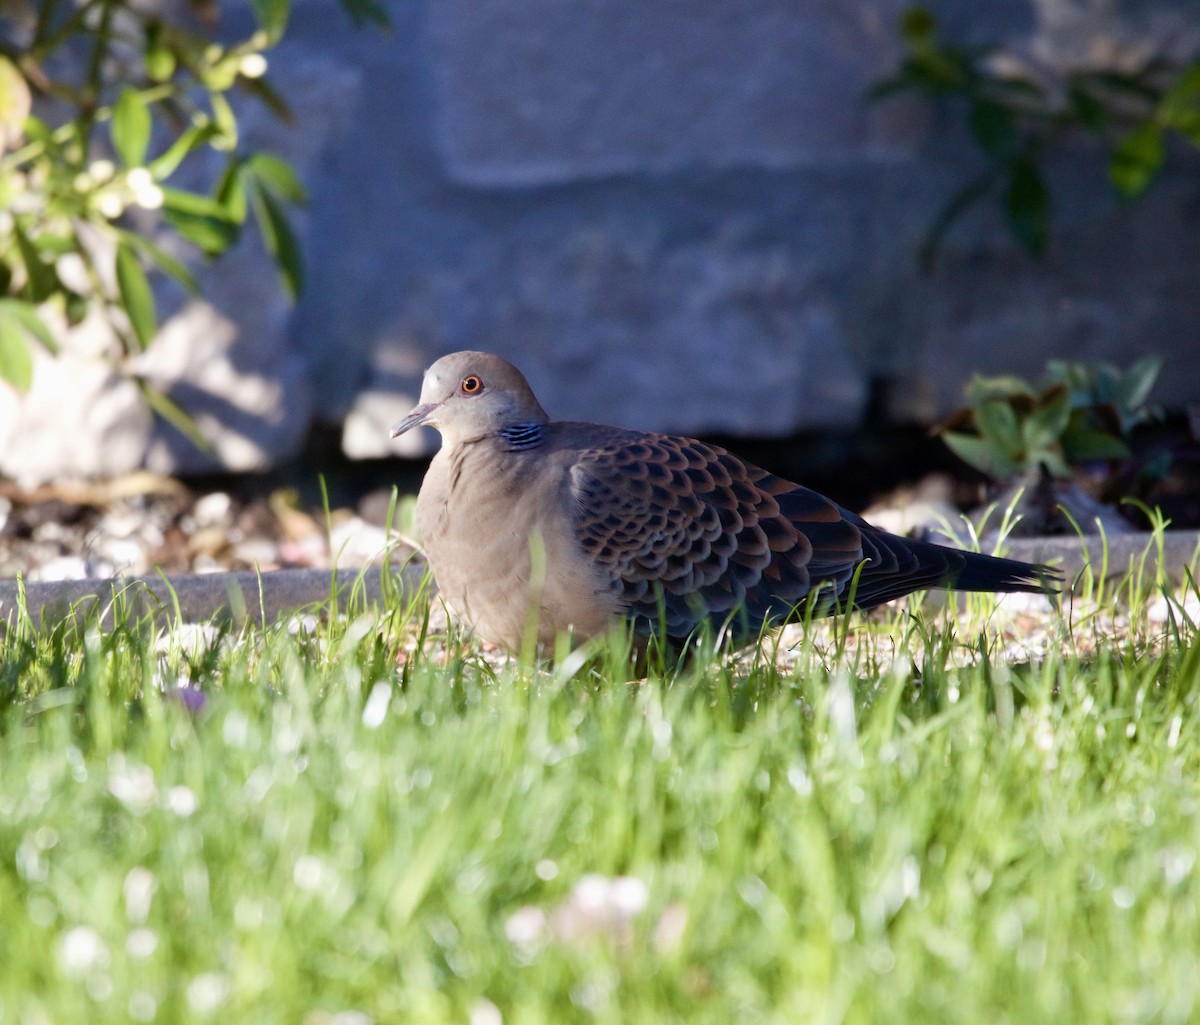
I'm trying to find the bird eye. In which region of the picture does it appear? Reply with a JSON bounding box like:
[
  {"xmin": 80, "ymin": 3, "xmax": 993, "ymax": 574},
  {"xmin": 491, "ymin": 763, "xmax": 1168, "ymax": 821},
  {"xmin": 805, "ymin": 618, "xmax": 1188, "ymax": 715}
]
[{"xmin": 460, "ymin": 374, "xmax": 483, "ymax": 395}]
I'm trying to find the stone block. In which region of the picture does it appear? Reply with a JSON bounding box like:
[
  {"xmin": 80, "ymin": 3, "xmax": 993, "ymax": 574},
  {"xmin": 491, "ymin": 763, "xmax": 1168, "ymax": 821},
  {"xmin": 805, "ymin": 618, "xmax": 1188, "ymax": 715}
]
[
  {"xmin": 345, "ymin": 213, "xmax": 871, "ymax": 458},
  {"xmin": 0, "ymin": 312, "xmax": 151, "ymax": 487},
  {"xmin": 427, "ymin": 0, "xmax": 916, "ymax": 186},
  {"xmin": 7, "ymin": 0, "xmax": 1200, "ymax": 488},
  {"xmin": 891, "ymin": 161, "xmax": 1200, "ymax": 420}
]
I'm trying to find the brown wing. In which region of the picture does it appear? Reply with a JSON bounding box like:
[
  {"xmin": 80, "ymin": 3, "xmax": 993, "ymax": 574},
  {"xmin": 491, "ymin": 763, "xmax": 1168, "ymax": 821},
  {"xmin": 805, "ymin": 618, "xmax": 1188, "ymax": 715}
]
[{"xmin": 567, "ymin": 432, "xmax": 869, "ymax": 642}]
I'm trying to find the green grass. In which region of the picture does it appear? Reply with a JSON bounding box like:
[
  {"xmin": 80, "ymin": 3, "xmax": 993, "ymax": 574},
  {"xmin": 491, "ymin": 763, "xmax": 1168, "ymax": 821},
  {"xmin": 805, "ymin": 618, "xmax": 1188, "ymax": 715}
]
[{"xmin": 2, "ymin": 544, "xmax": 1200, "ymax": 1024}]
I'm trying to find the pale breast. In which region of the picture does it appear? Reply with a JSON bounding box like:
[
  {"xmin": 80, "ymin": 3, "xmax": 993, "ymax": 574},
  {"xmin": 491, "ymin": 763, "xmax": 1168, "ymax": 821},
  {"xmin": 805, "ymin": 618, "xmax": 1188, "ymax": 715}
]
[{"xmin": 415, "ymin": 442, "xmax": 621, "ymax": 651}]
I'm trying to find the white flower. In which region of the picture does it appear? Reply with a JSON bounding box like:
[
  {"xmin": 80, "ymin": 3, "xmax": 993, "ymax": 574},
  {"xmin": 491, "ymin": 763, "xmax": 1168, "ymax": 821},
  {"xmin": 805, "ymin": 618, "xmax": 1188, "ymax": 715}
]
[
  {"xmin": 361, "ymin": 682, "xmax": 391, "ymax": 729},
  {"xmin": 132, "ymin": 181, "xmax": 164, "ymax": 210},
  {"xmin": 239, "ymin": 53, "xmax": 268, "ymax": 79},
  {"xmin": 187, "ymin": 972, "xmax": 228, "ymax": 1014},
  {"xmin": 469, "ymin": 998, "xmax": 502, "ymax": 1025},
  {"xmin": 126, "ymin": 167, "xmax": 152, "ymax": 191},
  {"xmin": 504, "ymin": 906, "xmax": 546, "ymax": 949},
  {"xmin": 129, "ymin": 991, "xmax": 157, "ymax": 1021},
  {"xmin": 126, "ymin": 927, "xmax": 159, "ymax": 959},
  {"xmin": 167, "ymin": 785, "xmax": 198, "ymax": 817},
  {"xmin": 88, "ymin": 159, "xmax": 116, "ymax": 182},
  {"xmin": 124, "ymin": 867, "xmax": 158, "ymax": 922},
  {"xmin": 293, "ymin": 855, "xmax": 325, "ymax": 892},
  {"xmin": 59, "ymin": 925, "xmax": 108, "ymax": 975},
  {"xmin": 97, "ymin": 190, "xmax": 126, "ymax": 219},
  {"xmin": 108, "ymin": 759, "xmax": 157, "ymax": 814}
]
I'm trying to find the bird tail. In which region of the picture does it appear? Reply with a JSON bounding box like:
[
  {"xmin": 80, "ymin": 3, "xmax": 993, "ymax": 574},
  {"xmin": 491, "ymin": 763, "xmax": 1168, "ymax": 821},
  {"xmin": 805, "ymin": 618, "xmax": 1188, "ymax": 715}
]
[{"xmin": 950, "ymin": 548, "xmax": 1061, "ymax": 594}]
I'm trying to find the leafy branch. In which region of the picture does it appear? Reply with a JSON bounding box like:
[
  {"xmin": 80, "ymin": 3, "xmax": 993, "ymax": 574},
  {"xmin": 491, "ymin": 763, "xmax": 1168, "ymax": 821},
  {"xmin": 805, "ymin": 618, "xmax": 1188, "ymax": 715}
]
[
  {"xmin": 0, "ymin": 0, "xmax": 384, "ymax": 401},
  {"xmin": 937, "ymin": 356, "xmax": 1164, "ymax": 483},
  {"xmin": 873, "ymin": 6, "xmax": 1200, "ymax": 270}
]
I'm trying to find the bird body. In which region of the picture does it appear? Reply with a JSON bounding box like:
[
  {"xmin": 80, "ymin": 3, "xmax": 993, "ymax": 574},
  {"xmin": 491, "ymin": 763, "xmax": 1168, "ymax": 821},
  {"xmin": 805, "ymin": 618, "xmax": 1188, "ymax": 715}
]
[
  {"xmin": 393, "ymin": 352, "xmax": 1058, "ymax": 653},
  {"xmin": 414, "ymin": 423, "xmax": 623, "ymax": 649}
]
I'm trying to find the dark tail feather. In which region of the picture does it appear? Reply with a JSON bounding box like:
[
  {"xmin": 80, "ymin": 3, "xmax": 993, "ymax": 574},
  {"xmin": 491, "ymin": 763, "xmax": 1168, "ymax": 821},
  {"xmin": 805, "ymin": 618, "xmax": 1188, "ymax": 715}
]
[{"xmin": 949, "ymin": 548, "xmax": 1061, "ymax": 594}]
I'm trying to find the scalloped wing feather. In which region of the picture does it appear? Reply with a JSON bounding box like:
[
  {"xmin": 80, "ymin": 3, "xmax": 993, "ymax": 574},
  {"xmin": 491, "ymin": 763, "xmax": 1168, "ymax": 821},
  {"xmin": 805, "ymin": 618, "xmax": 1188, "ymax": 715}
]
[{"xmin": 569, "ymin": 432, "xmax": 866, "ymax": 641}]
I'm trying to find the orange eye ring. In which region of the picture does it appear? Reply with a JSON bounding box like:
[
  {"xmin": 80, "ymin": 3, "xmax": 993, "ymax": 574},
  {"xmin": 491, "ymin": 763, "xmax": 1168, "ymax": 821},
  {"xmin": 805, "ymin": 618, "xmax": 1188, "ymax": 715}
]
[{"xmin": 460, "ymin": 374, "xmax": 483, "ymax": 395}]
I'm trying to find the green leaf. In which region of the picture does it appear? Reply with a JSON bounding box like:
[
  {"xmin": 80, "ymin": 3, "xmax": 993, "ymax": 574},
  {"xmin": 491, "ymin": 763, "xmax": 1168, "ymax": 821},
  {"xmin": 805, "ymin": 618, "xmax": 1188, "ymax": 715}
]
[
  {"xmin": 1162, "ymin": 59, "xmax": 1200, "ymax": 143},
  {"xmin": 248, "ymin": 184, "xmax": 304, "ymax": 299},
  {"xmin": 14, "ymin": 225, "xmax": 59, "ymax": 302},
  {"xmin": 915, "ymin": 49, "xmax": 972, "ymax": 92},
  {"xmin": 0, "ymin": 55, "xmax": 31, "ymax": 136},
  {"xmin": 900, "ymin": 7, "xmax": 937, "ymax": 48},
  {"xmin": 244, "ymin": 153, "xmax": 307, "ymax": 203},
  {"xmin": 942, "ymin": 430, "xmax": 1018, "ymax": 479},
  {"xmin": 148, "ymin": 123, "xmax": 219, "ymax": 181},
  {"xmin": 967, "ymin": 373, "xmax": 1037, "ymax": 402},
  {"xmin": 1022, "ymin": 388, "xmax": 1072, "ymax": 454},
  {"xmin": 210, "ymin": 92, "xmax": 239, "ymax": 151},
  {"xmin": 118, "ymin": 230, "xmax": 199, "ymax": 294},
  {"xmin": 112, "ymin": 89, "xmax": 152, "ymax": 167},
  {"xmin": 1160, "ymin": 61, "xmax": 1200, "ymax": 128},
  {"xmin": 203, "ymin": 55, "xmax": 241, "ymax": 93},
  {"xmin": 0, "ymin": 312, "xmax": 33, "ymax": 391},
  {"xmin": 1003, "ymin": 156, "xmax": 1050, "ymax": 256},
  {"xmin": 215, "ymin": 159, "xmax": 249, "ymax": 223},
  {"xmin": 64, "ymin": 291, "xmax": 89, "ymax": 326},
  {"xmin": 1066, "ymin": 80, "xmax": 1109, "ymax": 134},
  {"xmin": 242, "ymin": 75, "xmax": 294, "ymax": 123},
  {"xmin": 1169, "ymin": 110, "xmax": 1200, "ymax": 146},
  {"xmin": 145, "ymin": 44, "xmax": 176, "ymax": 82},
  {"xmin": 1060, "ymin": 427, "xmax": 1131, "ymax": 463},
  {"xmin": 115, "ymin": 244, "xmax": 157, "ymax": 349},
  {"xmin": 1115, "ymin": 355, "xmax": 1162, "ymax": 411},
  {"xmin": 18, "ymin": 231, "xmax": 75, "ymax": 257},
  {"xmin": 21, "ymin": 114, "xmax": 52, "ymax": 146},
  {"xmin": 135, "ymin": 377, "xmax": 213, "ymax": 451},
  {"xmin": 143, "ymin": 22, "xmax": 176, "ymax": 81},
  {"xmin": 1110, "ymin": 120, "xmax": 1164, "ymax": 196},
  {"xmin": 0, "ymin": 298, "xmax": 58, "ymax": 354},
  {"xmin": 1078, "ymin": 69, "xmax": 1160, "ymax": 103},
  {"xmin": 976, "ymin": 399, "xmax": 1024, "ymax": 458},
  {"xmin": 970, "ymin": 99, "xmax": 1019, "ymax": 159},
  {"xmin": 252, "ymin": 0, "xmax": 292, "ymax": 43},
  {"xmin": 987, "ymin": 74, "xmax": 1045, "ymax": 102},
  {"xmin": 161, "ymin": 187, "xmax": 241, "ymax": 255},
  {"xmin": 1036, "ymin": 449, "xmax": 1073, "ymax": 478},
  {"xmin": 338, "ymin": 0, "xmax": 390, "ymax": 28},
  {"xmin": 162, "ymin": 186, "xmax": 239, "ymax": 220}
]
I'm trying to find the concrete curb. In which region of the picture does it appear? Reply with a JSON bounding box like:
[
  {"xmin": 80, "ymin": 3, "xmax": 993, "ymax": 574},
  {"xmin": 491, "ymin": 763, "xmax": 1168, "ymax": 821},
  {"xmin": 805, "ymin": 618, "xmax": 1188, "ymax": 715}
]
[
  {"xmin": 2, "ymin": 532, "xmax": 1197, "ymax": 629},
  {"xmin": 0, "ymin": 563, "xmax": 431, "ymax": 630},
  {"xmin": 1001, "ymin": 531, "xmax": 1200, "ymax": 587}
]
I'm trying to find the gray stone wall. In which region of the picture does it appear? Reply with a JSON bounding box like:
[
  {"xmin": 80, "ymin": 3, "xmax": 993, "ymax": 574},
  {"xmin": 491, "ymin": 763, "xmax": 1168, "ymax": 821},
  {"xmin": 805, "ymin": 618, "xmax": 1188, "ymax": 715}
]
[{"xmin": 4, "ymin": 0, "xmax": 1200, "ymax": 483}]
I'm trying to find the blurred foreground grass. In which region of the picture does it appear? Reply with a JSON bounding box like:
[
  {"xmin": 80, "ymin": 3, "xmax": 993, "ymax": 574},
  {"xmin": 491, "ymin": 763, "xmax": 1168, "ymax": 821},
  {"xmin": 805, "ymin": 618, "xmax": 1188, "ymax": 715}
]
[{"xmin": 1, "ymin": 533, "xmax": 1199, "ymax": 1024}]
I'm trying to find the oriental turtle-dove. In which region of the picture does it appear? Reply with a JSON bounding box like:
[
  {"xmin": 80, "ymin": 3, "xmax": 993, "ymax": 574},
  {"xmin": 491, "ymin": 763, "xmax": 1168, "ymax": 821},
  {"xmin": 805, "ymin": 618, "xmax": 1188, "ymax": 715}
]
[{"xmin": 392, "ymin": 352, "xmax": 1059, "ymax": 652}]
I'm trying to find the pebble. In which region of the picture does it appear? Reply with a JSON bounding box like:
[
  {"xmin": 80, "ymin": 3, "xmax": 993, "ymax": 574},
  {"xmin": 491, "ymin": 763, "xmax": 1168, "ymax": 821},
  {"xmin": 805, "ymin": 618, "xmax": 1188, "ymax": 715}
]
[
  {"xmin": 191, "ymin": 492, "xmax": 233, "ymax": 528},
  {"xmin": 232, "ymin": 538, "xmax": 280, "ymax": 568},
  {"xmin": 29, "ymin": 555, "xmax": 90, "ymax": 582},
  {"xmin": 86, "ymin": 535, "xmax": 149, "ymax": 576},
  {"xmin": 328, "ymin": 517, "xmax": 391, "ymax": 566},
  {"xmin": 1147, "ymin": 590, "xmax": 1200, "ymax": 625}
]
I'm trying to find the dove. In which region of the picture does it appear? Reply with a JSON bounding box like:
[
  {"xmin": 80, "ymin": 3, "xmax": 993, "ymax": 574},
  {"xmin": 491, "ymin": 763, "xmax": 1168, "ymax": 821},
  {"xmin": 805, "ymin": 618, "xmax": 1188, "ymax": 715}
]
[{"xmin": 391, "ymin": 351, "xmax": 1059, "ymax": 653}]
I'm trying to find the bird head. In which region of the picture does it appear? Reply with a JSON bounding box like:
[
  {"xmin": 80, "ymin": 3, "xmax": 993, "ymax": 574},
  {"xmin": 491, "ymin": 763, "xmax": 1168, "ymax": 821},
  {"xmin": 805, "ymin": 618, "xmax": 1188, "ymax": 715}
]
[{"xmin": 390, "ymin": 351, "xmax": 549, "ymax": 449}]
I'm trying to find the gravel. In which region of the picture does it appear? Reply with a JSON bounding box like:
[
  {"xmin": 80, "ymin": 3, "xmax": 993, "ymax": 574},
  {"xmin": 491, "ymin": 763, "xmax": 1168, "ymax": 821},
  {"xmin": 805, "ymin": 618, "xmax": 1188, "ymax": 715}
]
[{"xmin": 0, "ymin": 475, "xmax": 410, "ymax": 582}]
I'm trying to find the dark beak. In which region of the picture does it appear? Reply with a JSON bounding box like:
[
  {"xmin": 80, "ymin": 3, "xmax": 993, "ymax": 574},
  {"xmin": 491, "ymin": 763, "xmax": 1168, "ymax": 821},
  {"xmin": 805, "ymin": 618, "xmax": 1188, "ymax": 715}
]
[{"xmin": 390, "ymin": 402, "xmax": 440, "ymax": 438}]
